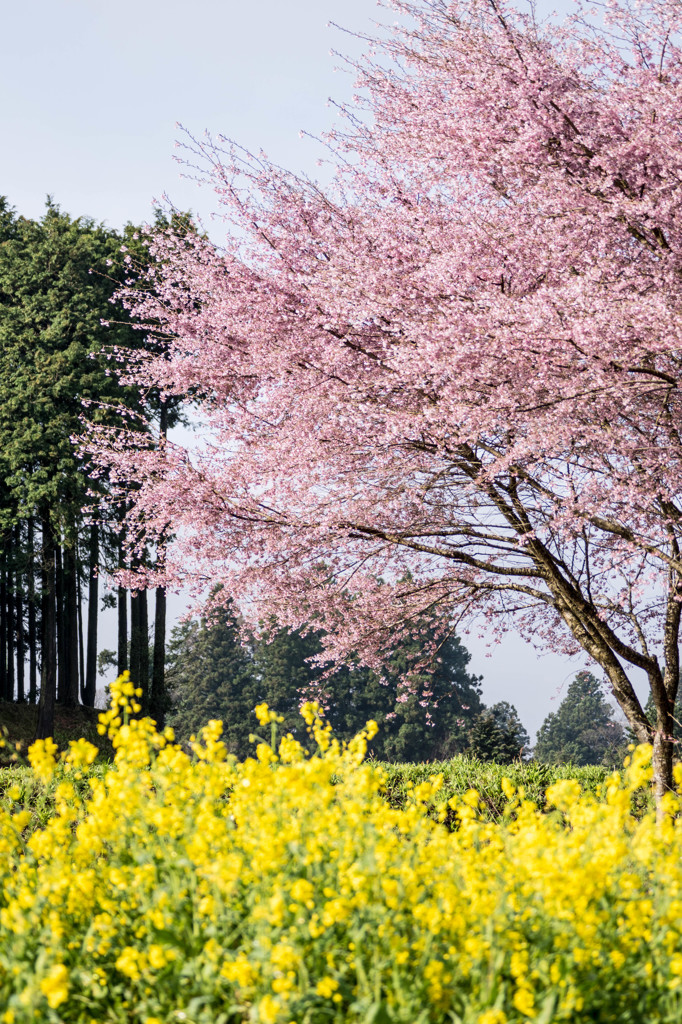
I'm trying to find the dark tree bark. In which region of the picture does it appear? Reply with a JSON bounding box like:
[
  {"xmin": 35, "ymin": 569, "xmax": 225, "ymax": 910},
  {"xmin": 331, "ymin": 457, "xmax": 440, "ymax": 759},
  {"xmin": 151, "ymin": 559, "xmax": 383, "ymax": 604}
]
[
  {"xmin": 27, "ymin": 518, "xmax": 37, "ymax": 704},
  {"xmin": 77, "ymin": 568, "xmax": 85, "ymax": 704},
  {"xmin": 130, "ymin": 588, "xmax": 149, "ymax": 706},
  {"xmin": 139, "ymin": 589, "xmax": 149, "ymax": 709},
  {"xmin": 55, "ymin": 545, "xmax": 65, "ymax": 703},
  {"xmin": 7, "ymin": 559, "xmax": 14, "ymax": 703},
  {"xmin": 84, "ymin": 523, "xmax": 99, "ymax": 707},
  {"xmin": 62, "ymin": 544, "xmax": 79, "ymax": 706},
  {"xmin": 15, "ymin": 525, "xmax": 25, "ymax": 703},
  {"xmin": 35, "ymin": 518, "xmax": 56, "ymax": 740},
  {"xmin": 151, "ymin": 400, "xmax": 169, "ymax": 727},
  {"xmin": 117, "ymin": 586, "xmax": 128, "ymax": 676},
  {"xmin": 130, "ymin": 590, "xmax": 140, "ymax": 679},
  {"xmin": 117, "ymin": 528, "xmax": 128, "ymax": 676},
  {"xmin": 151, "ymin": 581, "xmax": 166, "ymax": 727},
  {"xmin": 0, "ymin": 563, "xmax": 8, "ymax": 702}
]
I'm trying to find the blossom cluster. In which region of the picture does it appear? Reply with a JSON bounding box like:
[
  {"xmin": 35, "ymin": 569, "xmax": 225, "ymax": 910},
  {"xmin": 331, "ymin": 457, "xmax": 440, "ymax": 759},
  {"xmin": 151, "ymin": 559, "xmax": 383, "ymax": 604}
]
[{"xmin": 1, "ymin": 677, "xmax": 682, "ymax": 1022}]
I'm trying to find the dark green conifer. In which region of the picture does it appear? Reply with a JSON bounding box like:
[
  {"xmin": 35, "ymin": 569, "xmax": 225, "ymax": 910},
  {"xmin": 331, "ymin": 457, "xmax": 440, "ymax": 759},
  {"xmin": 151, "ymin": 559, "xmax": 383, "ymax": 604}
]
[{"xmin": 534, "ymin": 671, "xmax": 626, "ymax": 766}]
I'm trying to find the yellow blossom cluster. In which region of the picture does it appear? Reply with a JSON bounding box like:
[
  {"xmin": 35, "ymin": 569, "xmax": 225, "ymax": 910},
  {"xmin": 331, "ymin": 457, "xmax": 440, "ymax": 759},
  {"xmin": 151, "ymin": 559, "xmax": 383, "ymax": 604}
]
[{"xmin": 1, "ymin": 678, "xmax": 682, "ymax": 1022}]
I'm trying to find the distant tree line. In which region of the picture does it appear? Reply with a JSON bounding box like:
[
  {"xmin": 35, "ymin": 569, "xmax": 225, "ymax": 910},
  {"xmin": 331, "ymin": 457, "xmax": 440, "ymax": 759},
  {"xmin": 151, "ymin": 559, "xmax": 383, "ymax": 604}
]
[
  {"xmin": 167, "ymin": 613, "xmax": 635, "ymax": 767},
  {"xmin": 166, "ymin": 605, "xmax": 531, "ymax": 763}
]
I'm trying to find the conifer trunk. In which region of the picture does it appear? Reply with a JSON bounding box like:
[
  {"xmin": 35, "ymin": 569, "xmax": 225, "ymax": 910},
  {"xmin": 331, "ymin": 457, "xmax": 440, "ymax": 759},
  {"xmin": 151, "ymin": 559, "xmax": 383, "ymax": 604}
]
[
  {"xmin": 151, "ymin": 400, "xmax": 169, "ymax": 726},
  {"xmin": 0, "ymin": 563, "xmax": 7, "ymax": 702},
  {"xmin": 27, "ymin": 519, "xmax": 37, "ymax": 704},
  {"xmin": 139, "ymin": 589, "xmax": 149, "ymax": 708},
  {"xmin": 130, "ymin": 588, "xmax": 149, "ymax": 705},
  {"xmin": 117, "ymin": 528, "xmax": 128, "ymax": 677},
  {"xmin": 35, "ymin": 518, "xmax": 56, "ymax": 740},
  {"xmin": 15, "ymin": 525, "xmax": 24, "ymax": 703},
  {"xmin": 151, "ymin": 582, "xmax": 166, "ymax": 727},
  {"xmin": 63, "ymin": 544, "xmax": 79, "ymax": 706},
  {"xmin": 55, "ymin": 545, "xmax": 65, "ymax": 703},
  {"xmin": 7, "ymin": 566, "xmax": 14, "ymax": 703},
  {"xmin": 84, "ymin": 523, "xmax": 98, "ymax": 707},
  {"xmin": 77, "ymin": 569, "xmax": 85, "ymax": 703}
]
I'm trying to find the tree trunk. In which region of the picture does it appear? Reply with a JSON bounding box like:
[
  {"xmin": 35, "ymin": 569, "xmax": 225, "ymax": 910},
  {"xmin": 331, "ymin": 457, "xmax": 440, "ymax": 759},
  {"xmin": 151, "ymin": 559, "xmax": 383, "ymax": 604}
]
[
  {"xmin": 27, "ymin": 518, "xmax": 37, "ymax": 705},
  {"xmin": 84, "ymin": 523, "xmax": 99, "ymax": 707},
  {"xmin": 62, "ymin": 544, "xmax": 79, "ymax": 706},
  {"xmin": 77, "ymin": 568, "xmax": 85, "ymax": 704},
  {"xmin": 130, "ymin": 590, "xmax": 140, "ymax": 682},
  {"xmin": 15, "ymin": 525, "xmax": 24, "ymax": 703},
  {"xmin": 150, "ymin": 400, "xmax": 169, "ymax": 727},
  {"xmin": 0, "ymin": 564, "xmax": 7, "ymax": 702},
  {"xmin": 130, "ymin": 588, "xmax": 149, "ymax": 706},
  {"xmin": 7, "ymin": 559, "xmax": 14, "ymax": 703},
  {"xmin": 27, "ymin": 520, "xmax": 36, "ymax": 704},
  {"xmin": 55, "ymin": 545, "xmax": 65, "ymax": 703},
  {"xmin": 151, "ymin": 582, "xmax": 166, "ymax": 728},
  {"xmin": 35, "ymin": 518, "xmax": 56, "ymax": 740},
  {"xmin": 653, "ymin": 728, "xmax": 674, "ymax": 821},
  {"xmin": 117, "ymin": 529, "xmax": 128, "ymax": 677},
  {"xmin": 139, "ymin": 589, "xmax": 149, "ymax": 709}
]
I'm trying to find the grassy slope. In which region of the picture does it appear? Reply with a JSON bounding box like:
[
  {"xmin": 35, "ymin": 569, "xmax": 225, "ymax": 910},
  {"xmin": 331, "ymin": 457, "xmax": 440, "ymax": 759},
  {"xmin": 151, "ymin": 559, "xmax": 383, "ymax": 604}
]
[{"xmin": 0, "ymin": 700, "xmax": 110, "ymax": 765}]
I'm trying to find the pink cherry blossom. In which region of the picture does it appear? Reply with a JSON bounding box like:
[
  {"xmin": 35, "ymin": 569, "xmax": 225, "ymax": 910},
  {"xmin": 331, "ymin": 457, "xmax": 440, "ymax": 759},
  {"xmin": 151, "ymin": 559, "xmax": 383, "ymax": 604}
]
[{"xmin": 86, "ymin": 0, "xmax": 682, "ymax": 800}]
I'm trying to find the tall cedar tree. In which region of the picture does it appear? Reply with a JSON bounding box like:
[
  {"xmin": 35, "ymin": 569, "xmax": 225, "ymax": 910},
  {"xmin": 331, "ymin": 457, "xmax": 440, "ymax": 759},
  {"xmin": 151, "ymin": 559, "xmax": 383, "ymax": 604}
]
[
  {"xmin": 534, "ymin": 672, "xmax": 627, "ymax": 767},
  {"xmin": 0, "ymin": 199, "xmax": 146, "ymax": 735}
]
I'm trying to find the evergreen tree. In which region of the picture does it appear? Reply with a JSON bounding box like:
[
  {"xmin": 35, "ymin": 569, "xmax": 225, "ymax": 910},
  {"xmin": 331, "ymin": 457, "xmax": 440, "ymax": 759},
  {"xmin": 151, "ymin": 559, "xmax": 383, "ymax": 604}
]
[
  {"xmin": 252, "ymin": 625, "xmax": 323, "ymax": 743},
  {"xmin": 534, "ymin": 672, "xmax": 626, "ymax": 766},
  {"xmin": 323, "ymin": 633, "xmax": 484, "ymax": 762},
  {"xmin": 166, "ymin": 608, "xmax": 256, "ymax": 758},
  {"xmin": 468, "ymin": 701, "xmax": 530, "ymax": 763},
  {"xmin": 0, "ymin": 198, "xmax": 152, "ymax": 734},
  {"xmin": 167, "ymin": 611, "xmax": 485, "ymax": 762}
]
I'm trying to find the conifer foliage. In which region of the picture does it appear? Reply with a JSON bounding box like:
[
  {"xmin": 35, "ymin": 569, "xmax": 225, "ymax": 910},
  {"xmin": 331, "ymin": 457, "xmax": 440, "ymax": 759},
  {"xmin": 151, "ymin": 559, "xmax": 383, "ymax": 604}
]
[
  {"xmin": 468, "ymin": 701, "xmax": 531, "ymax": 764},
  {"xmin": 0, "ymin": 198, "xmax": 168, "ymax": 737},
  {"xmin": 166, "ymin": 608, "xmax": 489, "ymax": 762},
  {"xmin": 534, "ymin": 672, "xmax": 626, "ymax": 767}
]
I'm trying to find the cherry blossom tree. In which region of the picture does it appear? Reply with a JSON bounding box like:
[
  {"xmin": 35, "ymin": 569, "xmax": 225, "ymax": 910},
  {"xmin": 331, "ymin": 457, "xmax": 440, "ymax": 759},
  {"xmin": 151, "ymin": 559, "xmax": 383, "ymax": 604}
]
[{"xmin": 90, "ymin": 0, "xmax": 682, "ymax": 801}]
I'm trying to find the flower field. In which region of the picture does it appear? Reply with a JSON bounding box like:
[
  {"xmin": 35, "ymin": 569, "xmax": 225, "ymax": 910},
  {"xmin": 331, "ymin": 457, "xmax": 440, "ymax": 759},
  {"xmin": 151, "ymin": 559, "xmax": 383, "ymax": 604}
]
[{"xmin": 1, "ymin": 679, "xmax": 682, "ymax": 1023}]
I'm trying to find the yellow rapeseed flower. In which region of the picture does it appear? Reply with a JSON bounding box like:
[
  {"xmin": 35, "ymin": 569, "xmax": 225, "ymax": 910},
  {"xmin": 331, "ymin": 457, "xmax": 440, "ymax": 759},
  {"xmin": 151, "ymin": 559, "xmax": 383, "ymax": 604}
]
[{"xmin": 39, "ymin": 963, "xmax": 69, "ymax": 1009}]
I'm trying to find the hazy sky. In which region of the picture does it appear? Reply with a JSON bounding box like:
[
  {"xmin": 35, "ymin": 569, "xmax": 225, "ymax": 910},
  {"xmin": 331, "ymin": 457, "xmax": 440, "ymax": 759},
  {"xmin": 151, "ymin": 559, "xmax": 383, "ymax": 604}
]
[{"xmin": 1, "ymin": 0, "xmax": 635, "ymax": 739}]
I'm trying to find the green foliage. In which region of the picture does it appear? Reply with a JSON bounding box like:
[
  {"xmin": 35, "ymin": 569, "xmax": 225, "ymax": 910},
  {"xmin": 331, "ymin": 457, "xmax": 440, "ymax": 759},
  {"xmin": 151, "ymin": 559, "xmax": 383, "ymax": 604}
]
[
  {"xmin": 166, "ymin": 610, "xmax": 257, "ymax": 758},
  {"xmin": 379, "ymin": 755, "xmax": 619, "ymax": 821},
  {"xmin": 467, "ymin": 700, "xmax": 530, "ymax": 763},
  {"xmin": 0, "ymin": 700, "xmax": 112, "ymax": 763},
  {"xmin": 0, "ymin": 736, "xmax": 635, "ymax": 835},
  {"xmin": 0, "ymin": 703, "xmax": 670, "ymax": 1024},
  {"xmin": 167, "ymin": 610, "xmax": 487, "ymax": 762},
  {"xmin": 0, "ymin": 198, "xmax": 142, "ymax": 533},
  {"xmin": 534, "ymin": 671, "xmax": 627, "ymax": 766}
]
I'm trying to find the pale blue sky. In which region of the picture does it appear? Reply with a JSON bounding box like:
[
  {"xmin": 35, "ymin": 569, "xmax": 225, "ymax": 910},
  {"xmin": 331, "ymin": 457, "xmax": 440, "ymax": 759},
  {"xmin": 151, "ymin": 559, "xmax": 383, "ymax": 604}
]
[
  {"xmin": 1, "ymin": 0, "xmax": 373, "ymax": 229},
  {"xmin": 1, "ymin": 0, "xmax": 629, "ymax": 739}
]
